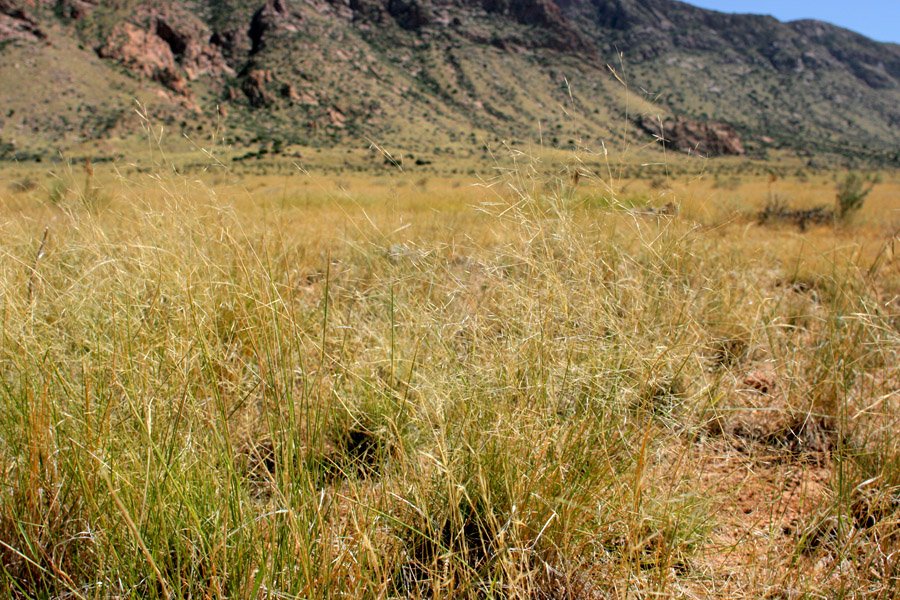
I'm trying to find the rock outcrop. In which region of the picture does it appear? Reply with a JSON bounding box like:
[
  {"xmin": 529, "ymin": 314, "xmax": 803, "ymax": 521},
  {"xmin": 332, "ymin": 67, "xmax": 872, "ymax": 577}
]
[
  {"xmin": 97, "ymin": 5, "xmax": 229, "ymax": 98},
  {"xmin": 477, "ymin": 0, "xmax": 583, "ymax": 50},
  {"xmin": 0, "ymin": 0, "xmax": 45, "ymax": 42},
  {"xmin": 99, "ymin": 22, "xmax": 190, "ymax": 94},
  {"xmin": 249, "ymin": 0, "xmax": 304, "ymax": 54},
  {"xmin": 638, "ymin": 115, "xmax": 745, "ymax": 157},
  {"xmin": 241, "ymin": 68, "xmax": 276, "ymax": 107},
  {"xmin": 322, "ymin": 0, "xmax": 431, "ymax": 30},
  {"xmin": 479, "ymin": 0, "xmax": 562, "ymax": 30},
  {"xmin": 385, "ymin": 0, "xmax": 432, "ymax": 30},
  {"xmin": 321, "ymin": 0, "xmax": 577, "ymax": 47},
  {"xmin": 56, "ymin": 0, "xmax": 96, "ymax": 20},
  {"xmin": 151, "ymin": 12, "xmax": 230, "ymax": 80}
]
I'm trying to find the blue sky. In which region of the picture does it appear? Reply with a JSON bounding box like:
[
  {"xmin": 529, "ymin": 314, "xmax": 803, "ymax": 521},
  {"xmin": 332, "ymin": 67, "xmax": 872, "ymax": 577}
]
[{"xmin": 684, "ymin": 1, "xmax": 900, "ymax": 43}]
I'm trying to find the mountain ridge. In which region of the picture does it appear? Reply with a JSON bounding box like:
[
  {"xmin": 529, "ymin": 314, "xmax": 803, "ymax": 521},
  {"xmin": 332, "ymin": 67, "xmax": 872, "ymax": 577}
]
[{"xmin": 1, "ymin": 0, "xmax": 898, "ymax": 164}]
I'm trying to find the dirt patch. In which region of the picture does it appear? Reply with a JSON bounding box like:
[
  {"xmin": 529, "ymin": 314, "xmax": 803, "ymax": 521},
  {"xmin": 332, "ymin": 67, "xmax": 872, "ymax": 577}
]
[
  {"xmin": 705, "ymin": 367, "xmax": 840, "ymax": 465},
  {"xmin": 689, "ymin": 440, "xmax": 832, "ymax": 595}
]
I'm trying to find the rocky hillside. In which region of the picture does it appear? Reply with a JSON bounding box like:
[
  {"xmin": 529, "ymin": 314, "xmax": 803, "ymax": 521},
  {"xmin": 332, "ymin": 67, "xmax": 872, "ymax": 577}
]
[{"xmin": 1, "ymin": 0, "xmax": 899, "ymax": 163}]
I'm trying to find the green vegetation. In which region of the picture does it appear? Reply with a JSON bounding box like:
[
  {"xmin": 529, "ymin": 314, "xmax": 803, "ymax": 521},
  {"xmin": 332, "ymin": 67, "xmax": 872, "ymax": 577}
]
[{"xmin": 835, "ymin": 171, "xmax": 878, "ymax": 220}]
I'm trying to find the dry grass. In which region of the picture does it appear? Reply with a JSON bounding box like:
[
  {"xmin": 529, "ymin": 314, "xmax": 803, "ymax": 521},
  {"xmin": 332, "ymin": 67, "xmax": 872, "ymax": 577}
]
[{"xmin": 1, "ymin": 149, "xmax": 900, "ymax": 598}]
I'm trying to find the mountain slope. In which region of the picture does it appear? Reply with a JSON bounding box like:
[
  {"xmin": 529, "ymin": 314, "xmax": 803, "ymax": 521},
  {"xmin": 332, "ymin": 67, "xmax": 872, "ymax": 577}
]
[
  {"xmin": 1, "ymin": 0, "xmax": 899, "ymax": 163},
  {"xmin": 557, "ymin": 0, "xmax": 900, "ymax": 158}
]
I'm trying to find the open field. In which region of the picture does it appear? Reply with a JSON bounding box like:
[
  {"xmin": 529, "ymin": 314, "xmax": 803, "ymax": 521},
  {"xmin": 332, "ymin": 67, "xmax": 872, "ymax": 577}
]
[{"xmin": 2, "ymin": 145, "xmax": 900, "ymax": 598}]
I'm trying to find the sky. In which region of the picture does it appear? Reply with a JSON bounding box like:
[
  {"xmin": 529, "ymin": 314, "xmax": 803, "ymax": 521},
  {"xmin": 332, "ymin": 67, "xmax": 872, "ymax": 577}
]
[{"xmin": 684, "ymin": 1, "xmax": 900, "ymax": 43}]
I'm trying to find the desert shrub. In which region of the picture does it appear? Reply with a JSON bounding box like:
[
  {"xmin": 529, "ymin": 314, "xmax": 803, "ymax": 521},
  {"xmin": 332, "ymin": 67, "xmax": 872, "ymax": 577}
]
[
  {"xmin": 757, "ymin": 196, "xmax": 833, "ymax": 230},
  {"xmin": 47, "ymin": 180, "xmax": 67, "ymax": 205},
  {"xmin": 8, "ymin": 177, "xmax": 37, "ymax": 193},
  {"xmin": 835, "ymin": 171, "xmax": 876, "ymax": 220}
]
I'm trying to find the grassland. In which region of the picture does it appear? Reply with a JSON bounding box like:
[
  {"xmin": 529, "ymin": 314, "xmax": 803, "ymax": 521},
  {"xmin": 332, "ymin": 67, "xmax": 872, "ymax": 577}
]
[{"xmin": 1, "ymin": 142, "xmax": 900, "ymax": 598}]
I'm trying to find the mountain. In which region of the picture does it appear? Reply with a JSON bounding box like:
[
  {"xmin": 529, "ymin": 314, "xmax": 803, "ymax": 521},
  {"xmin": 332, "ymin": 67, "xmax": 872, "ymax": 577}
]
[{"xmin": 1, "ymin": 0, "xmax": 899, "ymax": 164}]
